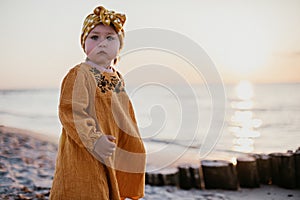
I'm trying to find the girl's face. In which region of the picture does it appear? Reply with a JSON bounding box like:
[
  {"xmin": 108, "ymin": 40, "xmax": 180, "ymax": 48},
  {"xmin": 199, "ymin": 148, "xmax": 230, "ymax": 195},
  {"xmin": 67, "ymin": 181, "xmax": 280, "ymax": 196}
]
[{"xmin": 84, "ymin": 24, "xmax": 120, "ymax": 67}]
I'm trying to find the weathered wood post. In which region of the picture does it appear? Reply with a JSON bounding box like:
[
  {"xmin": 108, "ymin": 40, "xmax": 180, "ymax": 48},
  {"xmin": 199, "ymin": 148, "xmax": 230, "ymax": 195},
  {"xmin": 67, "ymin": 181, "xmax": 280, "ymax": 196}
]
[
  {"xmin": 236, "ymin": 156, "xmax": 260, "ymax": 188},
  {"xmin": 269, "ymin": 152, "xmax": 281, "ymax": 185},
  {"xmin": 256, "ymin": 154, "xmax": 272, "ymax": 184},
  {"xmin": 295, "ymin": 148, "xmax": 300, "ymax": 189},
  {"xmin": 146, "ymin": 171, "xmax": 164, "ymax": 186},
  {"xmin": 178, "ymin": 164, "xmax": 193, "ymax": 190},
  {"xmin": 145, "ymin": 172, "xmax": 149, "ymax": 185},
  {"xmin": 269, "ymin": 152, "xmax": 296, "ymax": 189},
  {"xmin": 201, "ymin": 160, "xmax": 238, "ymax": 190},
  {"xmin": 189, "ymin": 164, "xmax": 202, "ymax": 189},
  {"xmin": 160, "ymin": 168, "xmax": 178, "ymax": 186},
  {"xmin": 280, "ymin": 152, "xmax": 296, "ymax": 189}
]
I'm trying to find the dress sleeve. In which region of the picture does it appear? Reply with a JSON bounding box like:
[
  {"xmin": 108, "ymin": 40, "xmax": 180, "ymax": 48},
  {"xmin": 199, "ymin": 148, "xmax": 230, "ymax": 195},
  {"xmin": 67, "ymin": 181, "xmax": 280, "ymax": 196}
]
[{"xmin": 58, "ymin": 67, "xmax": 103, "ymax": 152}]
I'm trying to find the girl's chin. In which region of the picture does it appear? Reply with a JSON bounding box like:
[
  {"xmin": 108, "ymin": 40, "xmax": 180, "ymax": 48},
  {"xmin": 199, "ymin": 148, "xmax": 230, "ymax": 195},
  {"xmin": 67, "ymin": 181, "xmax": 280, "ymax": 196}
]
[
  {"xmin": 89, "ymin": 58, "xmax": 109, "ymax": 65},
  {"xmin": 90, "ymin": 60, "xmax": 112, "ymax": 68}
]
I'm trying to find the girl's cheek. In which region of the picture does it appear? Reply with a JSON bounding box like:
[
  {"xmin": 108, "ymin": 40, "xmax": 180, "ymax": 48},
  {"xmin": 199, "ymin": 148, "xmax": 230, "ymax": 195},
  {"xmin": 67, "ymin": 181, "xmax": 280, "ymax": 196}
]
[
  {"xmin": 85, "ymin": 42, "xmax": 95, "ymax": 55},
  {"xmin": 86, "ymin": 46, "xmax": 92, "ymax": 55}
]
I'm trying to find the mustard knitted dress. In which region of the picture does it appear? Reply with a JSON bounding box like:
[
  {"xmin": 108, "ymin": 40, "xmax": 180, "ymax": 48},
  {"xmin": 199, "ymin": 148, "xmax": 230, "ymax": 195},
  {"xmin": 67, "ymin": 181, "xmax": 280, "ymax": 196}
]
[{"xmin": 50, "ymin": 63, "xmax": 146, "ymax": 200}]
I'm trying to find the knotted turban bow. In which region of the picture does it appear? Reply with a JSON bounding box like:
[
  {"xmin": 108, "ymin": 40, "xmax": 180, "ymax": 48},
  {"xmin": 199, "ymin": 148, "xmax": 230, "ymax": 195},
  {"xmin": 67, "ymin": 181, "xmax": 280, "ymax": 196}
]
[{"xmin": 81, "ymin": 6, "xmax": 126, "ymax": 49}]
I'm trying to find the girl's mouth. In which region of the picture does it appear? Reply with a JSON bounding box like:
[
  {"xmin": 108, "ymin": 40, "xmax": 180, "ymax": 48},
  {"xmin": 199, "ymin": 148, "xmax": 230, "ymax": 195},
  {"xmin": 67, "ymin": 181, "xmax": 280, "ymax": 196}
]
[{"xmin": 97, "ymin": 51, "xmax": 107, "ymax": 54}]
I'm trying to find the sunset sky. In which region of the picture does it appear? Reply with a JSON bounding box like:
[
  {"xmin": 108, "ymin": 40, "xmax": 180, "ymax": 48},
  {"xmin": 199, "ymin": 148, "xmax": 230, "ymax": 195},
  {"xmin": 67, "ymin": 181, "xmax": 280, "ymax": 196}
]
[{"xmin": 0, "ymin": 0, "xmax": 300, "ymax": 89}]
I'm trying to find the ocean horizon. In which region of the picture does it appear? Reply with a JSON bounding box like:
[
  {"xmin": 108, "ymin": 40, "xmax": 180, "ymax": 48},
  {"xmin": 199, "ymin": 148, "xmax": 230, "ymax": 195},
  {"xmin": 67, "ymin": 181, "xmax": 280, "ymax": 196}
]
[{"xmin": 1, "ymin": 82, "xmax": 300, "ymax": 168}]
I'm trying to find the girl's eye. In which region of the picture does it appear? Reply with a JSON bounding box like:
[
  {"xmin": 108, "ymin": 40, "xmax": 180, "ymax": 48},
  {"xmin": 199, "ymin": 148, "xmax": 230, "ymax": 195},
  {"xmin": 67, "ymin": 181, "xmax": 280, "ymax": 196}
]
[
  {"xmin": 90, "ymin": 35, "xmax": 98, "ymax": 40},
  {"xmin": 106, "ymin": 36, "xmax": 115, "ymax": 41}
]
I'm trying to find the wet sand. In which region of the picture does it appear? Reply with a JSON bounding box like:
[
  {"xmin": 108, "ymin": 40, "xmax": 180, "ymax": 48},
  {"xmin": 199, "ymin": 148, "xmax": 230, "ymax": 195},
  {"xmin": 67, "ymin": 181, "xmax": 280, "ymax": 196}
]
[
  {"xmin": 0, "ymin": 125, "xmax": 299, "ymax": 200},
  {"xmin": 0, "ymin": 126, "xmax": 57, "ymax": 199}
]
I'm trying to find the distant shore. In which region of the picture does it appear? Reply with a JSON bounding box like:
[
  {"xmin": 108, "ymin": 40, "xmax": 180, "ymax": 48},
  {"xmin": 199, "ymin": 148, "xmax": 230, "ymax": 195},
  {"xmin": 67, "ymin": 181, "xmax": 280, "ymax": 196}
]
[{"xmin": 1, "ymin": 125, "xmax": 300, "ymax": 200}]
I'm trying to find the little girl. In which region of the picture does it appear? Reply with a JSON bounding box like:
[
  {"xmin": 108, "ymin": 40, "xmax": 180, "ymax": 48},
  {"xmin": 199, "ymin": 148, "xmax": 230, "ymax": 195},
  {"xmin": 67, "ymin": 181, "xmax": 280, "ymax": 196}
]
[{"xmin": 50, "ymin": 6, "xmax": 146, "ymax": 200}]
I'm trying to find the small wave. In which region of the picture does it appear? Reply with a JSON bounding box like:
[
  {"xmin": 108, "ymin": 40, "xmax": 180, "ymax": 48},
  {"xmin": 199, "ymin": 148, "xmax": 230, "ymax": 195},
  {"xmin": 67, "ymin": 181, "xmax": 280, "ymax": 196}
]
[
  {"xmin": 144, "ymin": 138, "xmax": 201, "ymax": 149},
  {"xmin": 0, "ymin": 110, "xmax": 57, "ymax": 119},
  {"xmin": 0, "ymin": 88, "xmax": 59, "ymax": 95}
]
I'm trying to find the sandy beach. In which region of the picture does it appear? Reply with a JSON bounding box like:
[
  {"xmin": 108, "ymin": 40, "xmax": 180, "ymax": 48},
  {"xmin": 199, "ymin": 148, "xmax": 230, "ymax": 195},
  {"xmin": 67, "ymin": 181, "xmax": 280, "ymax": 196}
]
[
  {"xmin": 0, "ymin": 126, "xmax": 57, "ymax": 200},
  {"xmin": 1, "ymin": 125, "xmax": 299, "ymax": 200}
]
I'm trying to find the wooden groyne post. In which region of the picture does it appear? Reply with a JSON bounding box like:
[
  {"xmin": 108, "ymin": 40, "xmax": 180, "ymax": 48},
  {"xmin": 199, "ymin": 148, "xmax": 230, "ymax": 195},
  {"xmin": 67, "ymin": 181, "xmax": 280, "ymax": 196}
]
[
  {"xmin": 236, "ymin": 156, "xmax": 260, "ymax": 188},
  {"xmin": 201, "ymin": 160, "xmax": 238, "ymax": 190}
]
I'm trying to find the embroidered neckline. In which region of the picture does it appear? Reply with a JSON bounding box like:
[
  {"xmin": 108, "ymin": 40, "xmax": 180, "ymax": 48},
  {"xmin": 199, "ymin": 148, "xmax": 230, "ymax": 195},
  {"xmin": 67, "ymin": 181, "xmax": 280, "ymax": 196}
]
[
  {"xmin": 89, "ymin": 67, "xmax": 125, "ymax": 93},
  {"xmin": 84, "ymin": 60, "xmax": 114, "ymax": 73}
]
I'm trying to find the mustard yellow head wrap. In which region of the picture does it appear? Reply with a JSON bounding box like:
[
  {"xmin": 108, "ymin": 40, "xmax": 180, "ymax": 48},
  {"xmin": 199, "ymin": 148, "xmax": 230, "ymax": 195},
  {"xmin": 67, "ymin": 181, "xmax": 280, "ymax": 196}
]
[{"xmin": 81, "ymin": 6, "xmax": 126, "ymax": 50}]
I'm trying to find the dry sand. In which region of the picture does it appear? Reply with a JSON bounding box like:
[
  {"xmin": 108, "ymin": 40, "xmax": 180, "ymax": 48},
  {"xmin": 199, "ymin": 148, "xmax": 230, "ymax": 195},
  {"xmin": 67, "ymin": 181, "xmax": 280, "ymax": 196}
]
[{"xmin": 0, "ymin": 125, "xmax": 299, "ymax": 200}]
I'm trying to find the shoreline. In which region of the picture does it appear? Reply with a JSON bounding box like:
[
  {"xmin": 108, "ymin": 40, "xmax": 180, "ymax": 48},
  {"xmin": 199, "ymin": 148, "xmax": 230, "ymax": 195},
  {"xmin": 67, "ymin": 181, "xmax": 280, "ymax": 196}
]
[
  {"xmin": 0, "ymin": 125, "xmax": 239, "ymax": 170},
  {"xmin": 1, "ymin": 125, "xmax": 300, "ymax": 200},
  {"xmin": 0, "ymin": 125, "xmax": 59, "ymax": 145}
]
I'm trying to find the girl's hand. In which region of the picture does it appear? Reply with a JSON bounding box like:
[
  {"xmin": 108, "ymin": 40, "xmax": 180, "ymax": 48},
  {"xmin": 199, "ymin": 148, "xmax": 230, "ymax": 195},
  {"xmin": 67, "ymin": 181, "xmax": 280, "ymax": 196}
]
[{"xmin": 93, "ymin": 135, "xmax": 116, "ymax": 160}]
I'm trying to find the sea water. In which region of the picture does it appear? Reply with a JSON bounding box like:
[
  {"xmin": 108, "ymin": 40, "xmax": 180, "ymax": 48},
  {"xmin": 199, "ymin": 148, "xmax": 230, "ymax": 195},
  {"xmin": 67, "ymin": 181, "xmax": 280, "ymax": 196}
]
[{"xmin": 1, "ymin": 83, "xmax": 300, "ymax": 166}]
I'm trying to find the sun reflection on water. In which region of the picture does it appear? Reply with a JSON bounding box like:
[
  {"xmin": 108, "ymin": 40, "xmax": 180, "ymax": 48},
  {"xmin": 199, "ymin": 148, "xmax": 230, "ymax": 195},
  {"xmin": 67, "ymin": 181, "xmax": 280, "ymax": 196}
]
[
  {"xmin": 229, "ymin": 80, "xmax": 262, "ymax": 153},
  {"xmin": 236, "ymin": 80, "xmax": 254, "ymax": 100}
]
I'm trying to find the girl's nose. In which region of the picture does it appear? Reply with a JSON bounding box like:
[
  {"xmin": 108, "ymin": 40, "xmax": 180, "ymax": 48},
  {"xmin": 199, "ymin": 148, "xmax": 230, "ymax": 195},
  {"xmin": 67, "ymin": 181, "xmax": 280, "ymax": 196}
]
[{"xmin": 97, "ymin": 39, "xmax": 107, "ymax": 47}]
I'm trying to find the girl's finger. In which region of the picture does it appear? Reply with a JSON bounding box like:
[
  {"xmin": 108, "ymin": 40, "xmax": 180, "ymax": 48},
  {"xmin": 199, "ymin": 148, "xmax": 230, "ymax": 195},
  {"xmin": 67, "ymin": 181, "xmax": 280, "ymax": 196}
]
[{"xmin": 107, "ymin": 135, "xmax": 116, "ymax": 142}]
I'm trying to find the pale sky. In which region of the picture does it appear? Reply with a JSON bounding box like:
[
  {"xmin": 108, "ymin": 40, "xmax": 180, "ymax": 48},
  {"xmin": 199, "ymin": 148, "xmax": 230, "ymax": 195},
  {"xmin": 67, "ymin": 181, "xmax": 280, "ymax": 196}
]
[{"xmin": 0, "ymin": 0, "xmax": 300, "ymax": 89}]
